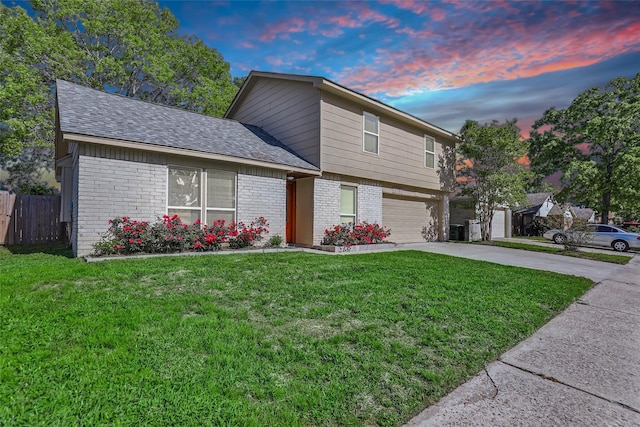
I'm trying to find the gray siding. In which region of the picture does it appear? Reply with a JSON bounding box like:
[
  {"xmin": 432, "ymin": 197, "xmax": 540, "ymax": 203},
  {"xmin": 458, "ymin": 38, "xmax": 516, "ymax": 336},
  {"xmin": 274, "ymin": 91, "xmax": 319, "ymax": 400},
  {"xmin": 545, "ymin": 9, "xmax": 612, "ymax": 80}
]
[
  {"xmin": 229, "ymin": 78, "xmax": 321, "ymax": 167},
  {"xmin": 321, "ymin": 91, "xmax": 452, "ymax": 190}
]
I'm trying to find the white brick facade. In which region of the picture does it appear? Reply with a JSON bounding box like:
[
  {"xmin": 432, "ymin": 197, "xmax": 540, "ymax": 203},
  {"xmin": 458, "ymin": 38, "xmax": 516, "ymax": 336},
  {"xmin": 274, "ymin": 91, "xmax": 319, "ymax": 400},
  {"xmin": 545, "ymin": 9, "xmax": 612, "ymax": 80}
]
[
  {"xmin": 357, "ymin": 184, "xmax": 382, "ymax": 224},
  {"xmin": 311, "ymin": 178, "xmax": 383, "ymax": 245},
  {"xmin": 313, "ymin": 178, "xmax": 341, "ymax": 244},
  {"xmin": 75, "ymin": 154, "xmax": 166, "ymax": 257},
  {"xmin": 237, "ymin": 168, "xmax": 287, "ymax": 242}
]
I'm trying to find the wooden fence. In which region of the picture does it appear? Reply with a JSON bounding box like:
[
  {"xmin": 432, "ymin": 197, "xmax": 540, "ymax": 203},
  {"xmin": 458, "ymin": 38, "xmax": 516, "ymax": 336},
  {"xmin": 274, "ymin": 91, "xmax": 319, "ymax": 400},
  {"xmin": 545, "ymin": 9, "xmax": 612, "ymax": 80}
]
[{"xmin": 0, "ymin": 191, "xmax": 64, "ymax": 245}]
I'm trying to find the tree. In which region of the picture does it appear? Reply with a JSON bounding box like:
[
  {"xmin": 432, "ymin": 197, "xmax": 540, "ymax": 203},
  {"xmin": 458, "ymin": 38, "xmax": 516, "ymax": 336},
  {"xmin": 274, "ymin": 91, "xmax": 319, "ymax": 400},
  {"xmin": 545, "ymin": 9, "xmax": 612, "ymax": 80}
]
[
  {"xmin": 529, "ymin": 73, "xmax": 640, "ymax": 222},
  {"xmin": 457, "ymin": 119, "xmax": 532, "ymax": 241},
  {"xmin": 1, "ymin": 0, "xmax": 238, "ymax": 191}
]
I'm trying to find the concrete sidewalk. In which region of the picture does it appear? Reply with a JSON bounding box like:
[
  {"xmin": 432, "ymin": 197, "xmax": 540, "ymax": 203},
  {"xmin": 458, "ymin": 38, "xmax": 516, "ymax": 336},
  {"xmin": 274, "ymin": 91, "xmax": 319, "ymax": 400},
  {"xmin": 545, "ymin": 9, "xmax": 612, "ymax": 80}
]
[{"xmin": 405, "ymin": 249, "xmax": 640, "ymax": 426}]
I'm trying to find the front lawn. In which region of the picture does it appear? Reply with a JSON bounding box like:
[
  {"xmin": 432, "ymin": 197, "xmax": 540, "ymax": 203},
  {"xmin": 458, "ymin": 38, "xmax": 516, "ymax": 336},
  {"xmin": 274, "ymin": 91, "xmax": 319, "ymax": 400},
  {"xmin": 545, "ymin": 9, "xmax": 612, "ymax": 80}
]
[{"xmin": 0, "ymin": 248, "xmax": 592, "ymax": 426}]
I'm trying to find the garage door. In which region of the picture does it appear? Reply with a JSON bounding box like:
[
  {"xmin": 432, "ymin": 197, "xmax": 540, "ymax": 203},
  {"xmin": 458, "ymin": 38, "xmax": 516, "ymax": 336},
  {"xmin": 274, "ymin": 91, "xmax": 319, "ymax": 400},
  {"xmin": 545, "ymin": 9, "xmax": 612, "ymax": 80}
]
[
  {"xmin": 382, "ymin": 196, "xmax": 438, "ymax": 243},
  {"xmin": 491, "ymin": 210, "xmax": 505, "ymax": 239}
]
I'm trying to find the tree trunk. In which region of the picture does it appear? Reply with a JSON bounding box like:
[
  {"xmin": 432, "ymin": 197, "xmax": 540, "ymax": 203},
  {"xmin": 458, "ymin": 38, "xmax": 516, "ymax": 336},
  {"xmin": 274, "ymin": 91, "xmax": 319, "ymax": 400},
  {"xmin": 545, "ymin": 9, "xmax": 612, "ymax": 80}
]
[{"xmin": 601, "ymin": 192, "xmax": 611, "ymax": 224}]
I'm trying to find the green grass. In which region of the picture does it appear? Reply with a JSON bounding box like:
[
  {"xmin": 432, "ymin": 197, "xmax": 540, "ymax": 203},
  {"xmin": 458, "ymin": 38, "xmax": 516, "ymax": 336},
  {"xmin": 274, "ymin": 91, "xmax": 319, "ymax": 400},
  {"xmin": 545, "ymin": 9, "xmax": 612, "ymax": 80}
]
[
  {"xmin": 0, "ymin": 247, "xmax": 592, "ymax": 426},
  {"xmin": 486, "ymin": 240, "xmax": 631, "ymax": 265}
]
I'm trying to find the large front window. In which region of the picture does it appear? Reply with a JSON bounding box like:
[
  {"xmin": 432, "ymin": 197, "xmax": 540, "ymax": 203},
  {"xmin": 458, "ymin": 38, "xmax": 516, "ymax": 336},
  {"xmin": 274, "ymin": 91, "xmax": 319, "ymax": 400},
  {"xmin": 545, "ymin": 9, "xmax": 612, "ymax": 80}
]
[
  {"xmin": 168, "ymin": 166, "xmax": 236, "ymax": 224},
  {"xmin": 340, "ymin": 185, "xmax": 357, "ymax": 224}
]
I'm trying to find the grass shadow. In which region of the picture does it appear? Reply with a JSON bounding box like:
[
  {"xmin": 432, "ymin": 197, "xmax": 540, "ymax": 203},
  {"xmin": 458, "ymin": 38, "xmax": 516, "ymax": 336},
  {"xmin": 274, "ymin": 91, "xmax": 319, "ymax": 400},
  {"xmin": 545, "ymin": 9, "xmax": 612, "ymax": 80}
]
[{"xmin": 4, "ymin": 242, "xmax": 73, "ymax": 258}]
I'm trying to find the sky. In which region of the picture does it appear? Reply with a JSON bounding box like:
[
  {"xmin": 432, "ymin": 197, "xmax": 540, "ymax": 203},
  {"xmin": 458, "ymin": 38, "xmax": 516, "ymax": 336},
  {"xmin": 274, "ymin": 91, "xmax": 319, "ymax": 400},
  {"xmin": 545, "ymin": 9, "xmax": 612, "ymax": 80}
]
[{"xmin": 158, "ymin": 0, "xmax": 640, "ymax": 136}]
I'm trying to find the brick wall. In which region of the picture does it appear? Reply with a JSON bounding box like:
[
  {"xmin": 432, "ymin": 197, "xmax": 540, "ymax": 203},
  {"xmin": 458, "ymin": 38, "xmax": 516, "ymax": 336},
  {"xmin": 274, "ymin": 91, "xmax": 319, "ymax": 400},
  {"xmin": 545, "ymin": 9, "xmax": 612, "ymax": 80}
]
[
  {"xmin": 75, "ymin": 155, "xmax": 166, "ymax": 256},
  {"xmin": 313, "ymin": 178, "xmax": 341, "ymax": 244},
  {"xmin": 237, "ymin": 167, "xmax": 287, "ymax": 242},
  {"xmin": 357, "ymin": 183, "xmax": 382, "ymax": 224}
]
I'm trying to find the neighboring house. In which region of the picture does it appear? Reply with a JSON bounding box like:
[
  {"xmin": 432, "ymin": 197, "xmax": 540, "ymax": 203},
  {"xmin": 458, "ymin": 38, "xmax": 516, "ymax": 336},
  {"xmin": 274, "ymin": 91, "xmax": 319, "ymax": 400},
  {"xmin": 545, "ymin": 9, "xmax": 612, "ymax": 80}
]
[
  {"xmin": 573, "ymin": 207, "xmax": 595, "ymax": 223},
  {"xmin": 55, "ymin": 72, "xmax": 458, "ymax": 256},
  {"xmin": 225, "ymin": 71, "xmax": 458, "ymax": 246},
  {"xmin": 547, "ymin": 203, "xmax": 576, "ymax": 229},
  {"xmin": 512, "ymin": 192, "xmax": 555, "ymax": 236}
]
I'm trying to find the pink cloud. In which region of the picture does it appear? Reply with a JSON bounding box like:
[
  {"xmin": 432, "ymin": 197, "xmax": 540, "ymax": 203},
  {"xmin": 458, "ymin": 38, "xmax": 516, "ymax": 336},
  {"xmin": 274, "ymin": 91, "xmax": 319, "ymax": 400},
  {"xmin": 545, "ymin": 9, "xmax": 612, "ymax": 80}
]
[
  {"xmin": 338, "ymin": 5, "xmax": 640, "ymax": 98},
  {"xmin": 259, "ymin": 16, "xmax": 306, "ymax": 42}
]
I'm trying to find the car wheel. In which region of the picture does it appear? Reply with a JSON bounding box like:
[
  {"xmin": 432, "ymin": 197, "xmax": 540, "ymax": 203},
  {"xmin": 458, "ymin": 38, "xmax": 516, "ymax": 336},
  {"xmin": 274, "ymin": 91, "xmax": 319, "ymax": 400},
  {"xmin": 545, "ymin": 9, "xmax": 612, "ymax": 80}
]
[
  {"xmin": 553, "ymin": 233, "xmax": 565, "ymax": 244},
  {"xmin": 612, "ymin": 240, "xmax": 629, "ymax": 252}
]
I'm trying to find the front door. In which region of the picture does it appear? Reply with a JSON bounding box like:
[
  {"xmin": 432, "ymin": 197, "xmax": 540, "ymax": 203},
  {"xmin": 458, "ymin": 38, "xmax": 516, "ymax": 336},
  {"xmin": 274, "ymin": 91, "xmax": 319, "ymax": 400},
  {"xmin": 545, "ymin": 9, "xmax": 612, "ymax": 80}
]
[{"xmin": 286, "ymin": 180, "xmax": 296, "ymax": 243}]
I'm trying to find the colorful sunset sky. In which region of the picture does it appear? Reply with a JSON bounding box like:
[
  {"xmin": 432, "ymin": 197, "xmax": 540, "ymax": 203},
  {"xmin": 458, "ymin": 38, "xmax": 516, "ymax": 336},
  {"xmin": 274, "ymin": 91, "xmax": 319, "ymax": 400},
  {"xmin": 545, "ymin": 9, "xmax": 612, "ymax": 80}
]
[{"xmin": 160, "ymin": 0, "xmax": 640, "ymax": 135}]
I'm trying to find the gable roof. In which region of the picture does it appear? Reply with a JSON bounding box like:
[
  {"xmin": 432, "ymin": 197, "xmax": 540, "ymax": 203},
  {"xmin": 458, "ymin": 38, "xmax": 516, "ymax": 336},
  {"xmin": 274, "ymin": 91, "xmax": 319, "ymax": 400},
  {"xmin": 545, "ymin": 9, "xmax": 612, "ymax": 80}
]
[
  {"xmin": 573, "ymin": 207, "xmax": 595, "ymax": 220},
  {"xmin": 225, "ymin": 71, "xmax": 459, "ymax": 142},
  {"xmin": 525, "ymin": 192, "xmax": 553, "ymax": 207},
  {"xmin": 55, "ymin": 80, "xmax": 318, "ymax": 173}
]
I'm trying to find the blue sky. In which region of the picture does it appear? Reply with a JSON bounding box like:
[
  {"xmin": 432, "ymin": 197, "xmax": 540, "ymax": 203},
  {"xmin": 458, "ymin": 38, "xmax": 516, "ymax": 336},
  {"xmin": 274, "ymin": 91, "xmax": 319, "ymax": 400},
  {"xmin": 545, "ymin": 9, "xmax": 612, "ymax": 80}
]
[{"xmin": 159, "ymin": 0, "xmax": 640, "ymax": 135}]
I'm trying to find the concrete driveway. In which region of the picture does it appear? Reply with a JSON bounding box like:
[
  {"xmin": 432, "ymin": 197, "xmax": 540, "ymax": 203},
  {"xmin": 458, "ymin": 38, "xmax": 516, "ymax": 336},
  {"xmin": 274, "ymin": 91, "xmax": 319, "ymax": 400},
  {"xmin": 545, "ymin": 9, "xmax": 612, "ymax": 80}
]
[{"xmin": 395, "ymin": 242, "xmax": 624, "ymax": 282}]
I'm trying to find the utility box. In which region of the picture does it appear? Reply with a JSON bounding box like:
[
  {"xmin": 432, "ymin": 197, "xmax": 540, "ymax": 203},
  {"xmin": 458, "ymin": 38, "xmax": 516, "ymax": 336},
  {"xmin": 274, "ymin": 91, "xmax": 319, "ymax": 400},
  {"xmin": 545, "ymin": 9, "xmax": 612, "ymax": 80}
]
[
  {"xmin": 465, "ymin": 219, "xmax": 482, "ymax": 241},
  {"xmin": 449, "ymin": 224, "xmax": 465, "ymax": 241}
]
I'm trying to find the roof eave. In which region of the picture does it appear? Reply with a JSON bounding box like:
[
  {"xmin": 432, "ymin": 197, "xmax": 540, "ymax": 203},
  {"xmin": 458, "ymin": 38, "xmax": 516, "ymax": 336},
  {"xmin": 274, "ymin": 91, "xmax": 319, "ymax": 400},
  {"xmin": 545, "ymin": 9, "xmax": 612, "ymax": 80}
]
[{"xmin": 62, "ymin": 132, "xmax": 321, "ymax": 176}]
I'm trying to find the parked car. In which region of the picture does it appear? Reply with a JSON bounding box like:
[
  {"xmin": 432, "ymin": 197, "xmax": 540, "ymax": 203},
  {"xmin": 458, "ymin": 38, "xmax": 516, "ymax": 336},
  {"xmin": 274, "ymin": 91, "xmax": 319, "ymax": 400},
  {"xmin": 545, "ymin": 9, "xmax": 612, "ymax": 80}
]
[{"xmin": 543, "ymin": 224, "xmax": 640, "ymax": 252}]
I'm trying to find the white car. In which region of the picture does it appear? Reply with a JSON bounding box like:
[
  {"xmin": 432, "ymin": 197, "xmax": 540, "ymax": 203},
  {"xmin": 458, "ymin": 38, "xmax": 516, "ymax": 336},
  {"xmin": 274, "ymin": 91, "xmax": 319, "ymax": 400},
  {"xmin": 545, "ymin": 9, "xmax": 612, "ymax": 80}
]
[{"xmin": 543, "ymin": 224, "xmax": 640, "ymax": 252}]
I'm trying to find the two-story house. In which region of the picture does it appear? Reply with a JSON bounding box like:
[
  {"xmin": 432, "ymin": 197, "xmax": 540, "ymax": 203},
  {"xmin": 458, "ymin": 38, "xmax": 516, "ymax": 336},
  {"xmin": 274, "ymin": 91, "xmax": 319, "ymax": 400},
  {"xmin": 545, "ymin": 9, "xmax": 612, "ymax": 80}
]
[
  {"xmin": 55, "ymin": 72, "xmax": 457, "ymax": 256},
  {"xmin": 225, "ymin": 71, "xmax": 458, "ymax": 246}
]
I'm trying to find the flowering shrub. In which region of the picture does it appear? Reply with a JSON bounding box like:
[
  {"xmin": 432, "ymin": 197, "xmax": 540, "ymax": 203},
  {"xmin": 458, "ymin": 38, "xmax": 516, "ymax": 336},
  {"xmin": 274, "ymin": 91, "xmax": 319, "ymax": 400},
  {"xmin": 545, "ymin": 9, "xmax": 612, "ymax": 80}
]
[
  {"xmin": 227, "ymin": 216, "xmax": 269, "ymax": 249},
  {"xmin": 321, "ymin": 222, "xmax": 391, "ymax": 246},
  {"xmin": 92, "ymin": 215, "xmax": 269, "ymax": 256}
]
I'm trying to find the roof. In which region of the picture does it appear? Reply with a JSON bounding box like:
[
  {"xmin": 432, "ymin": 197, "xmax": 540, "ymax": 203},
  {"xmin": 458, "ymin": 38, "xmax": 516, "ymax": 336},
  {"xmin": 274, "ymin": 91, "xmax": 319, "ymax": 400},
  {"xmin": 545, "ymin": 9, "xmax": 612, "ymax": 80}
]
[
  {"xmin": 55, "ymin": 80, "xmax": 318, "ymax": 172},
  {"xmin": 225, "ymin": 71, "xmax": 459, "ymax": 142},
  {"xmin": 573, "ymin": 207, "xmax": 594, "ymax": 220},
  {"xmin": 525, "ymin": 192, "xmax": 553, "ymax": 207}
]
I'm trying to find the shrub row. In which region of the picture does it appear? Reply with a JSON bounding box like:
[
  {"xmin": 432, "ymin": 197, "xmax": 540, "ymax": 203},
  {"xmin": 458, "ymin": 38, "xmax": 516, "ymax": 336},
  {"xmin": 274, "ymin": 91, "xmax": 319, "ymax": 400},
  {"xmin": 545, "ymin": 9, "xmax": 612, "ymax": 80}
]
[
  {"xmin": 93, "ymin": 215, "xmax": 269, "ymax": 256},
  {"xmin": 321, "ymin": 222, "xmax": 391, "ymax": 246}
]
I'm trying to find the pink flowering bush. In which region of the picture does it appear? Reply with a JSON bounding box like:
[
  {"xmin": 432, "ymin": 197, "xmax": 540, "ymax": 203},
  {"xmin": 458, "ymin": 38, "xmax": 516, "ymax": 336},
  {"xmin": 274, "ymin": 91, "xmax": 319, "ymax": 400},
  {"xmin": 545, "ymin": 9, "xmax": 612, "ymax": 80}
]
[
  {"xmin": 92, "ymin": 215, "xmax": 269, "ymax": 256},
  {"xmin": 321, "ymin": 222, "xmax": 391, "ymax": 246}
]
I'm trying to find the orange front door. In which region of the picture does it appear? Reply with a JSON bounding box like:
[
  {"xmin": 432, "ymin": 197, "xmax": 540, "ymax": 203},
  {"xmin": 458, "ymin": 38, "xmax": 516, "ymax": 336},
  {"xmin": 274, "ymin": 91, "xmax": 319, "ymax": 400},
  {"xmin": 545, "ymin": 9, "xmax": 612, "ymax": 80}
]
[{"xmin": 286, "ymin": 180, "xmax": 296, "ymax": 243}]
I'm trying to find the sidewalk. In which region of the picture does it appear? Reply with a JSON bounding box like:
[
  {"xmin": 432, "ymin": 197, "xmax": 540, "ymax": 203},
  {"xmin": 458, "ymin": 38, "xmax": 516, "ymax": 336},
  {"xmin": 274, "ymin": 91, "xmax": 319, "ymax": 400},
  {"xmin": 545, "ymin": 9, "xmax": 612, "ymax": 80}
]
[{"xmin": 405, "ymin": 253, "xmax": 640, "ymax": 426}]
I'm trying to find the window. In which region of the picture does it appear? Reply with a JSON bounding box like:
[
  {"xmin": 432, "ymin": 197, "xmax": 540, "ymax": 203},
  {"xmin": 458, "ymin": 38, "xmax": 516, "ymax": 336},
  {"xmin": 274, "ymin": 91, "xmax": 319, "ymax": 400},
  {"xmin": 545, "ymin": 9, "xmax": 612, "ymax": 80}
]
[
  {"xmin": 206, "ymin": 169, "xmax": 236, "ymax": 224},
  {"xmin": 340, "ymin": 185, "xmax": 357, "ymax": 224},
  {"xmin": 425, "ymin": 135, "xmax": 435, "ymax": 169},
  {"xmin": 168, "ymin": 167, "xmax": 201, "ymax": 223},
  {"xmin": 363, "ymin": 112, "xmax": 379, "ymax": 154},
  {"xmin": 168, "ymin": 166, "xmax": 236, "ymax": 224}
]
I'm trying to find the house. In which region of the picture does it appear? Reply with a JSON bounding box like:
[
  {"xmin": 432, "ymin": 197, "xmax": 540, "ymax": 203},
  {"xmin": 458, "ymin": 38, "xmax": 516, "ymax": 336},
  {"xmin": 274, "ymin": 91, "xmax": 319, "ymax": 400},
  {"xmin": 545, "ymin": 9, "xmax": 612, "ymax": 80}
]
[
  {"xmin": 512, "ymin": 192, "xmax": 555, "ymax": 236},
  {"xmin": 225, "ymin": 71, "xmax": 458, "ymax": 246},
  {"xmin": 55, "ymin": 72, "xmax": 458, "ymax": 257},
  {"xmin": 573, "ymin": 207, "xmax": 595, "ymax": 223}
]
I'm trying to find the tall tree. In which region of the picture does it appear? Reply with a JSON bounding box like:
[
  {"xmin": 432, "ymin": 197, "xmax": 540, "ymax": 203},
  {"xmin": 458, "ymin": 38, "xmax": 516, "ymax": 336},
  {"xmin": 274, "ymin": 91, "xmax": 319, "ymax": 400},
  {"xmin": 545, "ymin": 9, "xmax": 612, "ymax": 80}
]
[
  {"xmin": 529, "ymin": 73, "xmax": 640, "ymax": 222},
  {"xmin": 457, "ymin": 119, "xmax": 532, "ymax": 241},
  {"xmin": 1, "ymin": 0, "xmax": 238, "ymax": 191}
]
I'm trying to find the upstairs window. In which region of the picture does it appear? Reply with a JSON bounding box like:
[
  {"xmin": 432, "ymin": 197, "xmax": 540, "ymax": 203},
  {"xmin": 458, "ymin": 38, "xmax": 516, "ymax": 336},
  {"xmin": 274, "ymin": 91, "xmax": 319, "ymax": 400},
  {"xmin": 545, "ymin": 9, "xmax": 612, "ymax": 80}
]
[
  {"xmin": 425, "ymin": 135, "xmax": 435, "ymax": 169},
  {"xmin": 363, "ymin": 112, "xmax": 379, "ymax": 154},
  {"xmin": 340, "ymin": 185, "xmax": 357, "ymax": 224}
]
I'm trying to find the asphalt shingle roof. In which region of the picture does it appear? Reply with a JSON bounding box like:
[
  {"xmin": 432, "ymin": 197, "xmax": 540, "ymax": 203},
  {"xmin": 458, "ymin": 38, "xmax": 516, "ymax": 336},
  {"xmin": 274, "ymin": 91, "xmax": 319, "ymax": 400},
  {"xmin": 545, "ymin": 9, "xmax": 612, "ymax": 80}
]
[{"xmin": 56, "ymin": 80, "xmax": 318, "ymax": 171}]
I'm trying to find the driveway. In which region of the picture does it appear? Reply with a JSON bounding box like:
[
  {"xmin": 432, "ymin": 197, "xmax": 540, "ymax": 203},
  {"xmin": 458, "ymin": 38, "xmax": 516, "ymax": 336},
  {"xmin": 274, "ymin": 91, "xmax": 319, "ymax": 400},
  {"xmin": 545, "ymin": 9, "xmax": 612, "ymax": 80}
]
[{"xmin": 394, "ymin": 242, "xmax": 623, "ymax": 282}]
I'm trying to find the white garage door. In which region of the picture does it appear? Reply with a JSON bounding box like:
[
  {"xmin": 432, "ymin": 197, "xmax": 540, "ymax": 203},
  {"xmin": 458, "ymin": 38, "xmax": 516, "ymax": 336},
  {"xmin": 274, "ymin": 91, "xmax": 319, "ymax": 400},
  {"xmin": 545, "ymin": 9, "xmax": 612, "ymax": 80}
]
[
  {"xmin": 491, "ymin": 210, "xmax": 505, "ymax": 239},
  {"xmin": 382, "ymin": 196, "xmax": 438, "ymax": 243}
]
